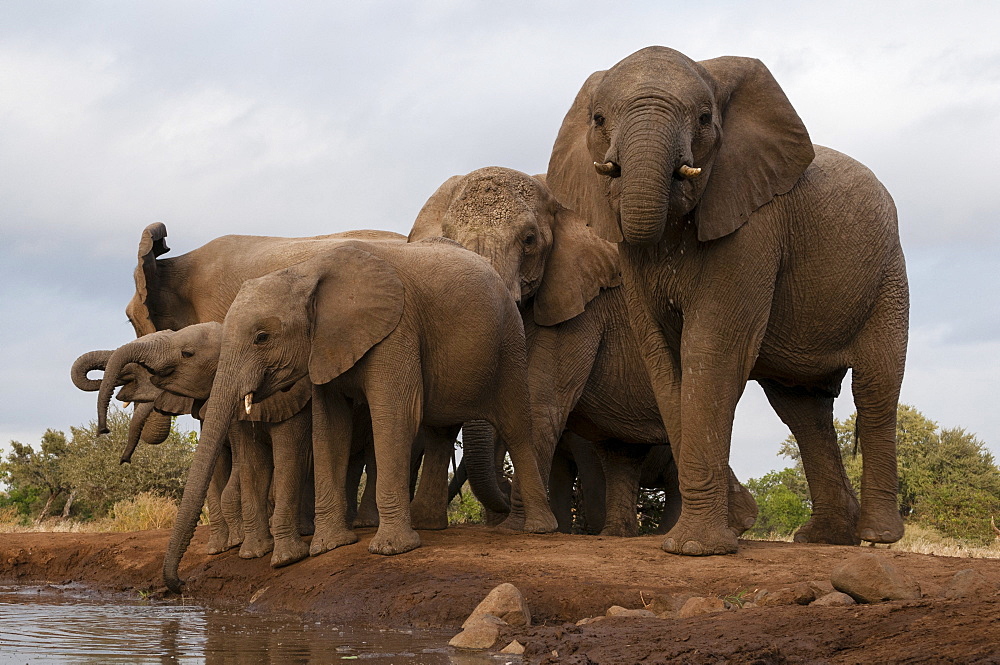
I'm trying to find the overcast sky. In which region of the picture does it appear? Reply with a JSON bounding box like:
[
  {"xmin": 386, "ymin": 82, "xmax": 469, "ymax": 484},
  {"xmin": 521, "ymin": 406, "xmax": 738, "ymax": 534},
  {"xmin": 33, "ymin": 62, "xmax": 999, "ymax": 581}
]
[{"xmin": 2, "ymin": 1, "xmax": 998, "ymax": 482}]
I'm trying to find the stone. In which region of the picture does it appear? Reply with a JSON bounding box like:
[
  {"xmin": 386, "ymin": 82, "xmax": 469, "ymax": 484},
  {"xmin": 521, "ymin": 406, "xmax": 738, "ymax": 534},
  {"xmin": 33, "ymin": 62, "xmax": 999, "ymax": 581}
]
[
  {"xmin": 755, "ymin": 583, "xmax": 816, "ymax": 607},
  {"xmin": 644, "ymin": 592, "xmax": 695, "ymax": 618},
  {"xmin": 462, "ymin": 582, "xmax": 531, "ymax": 628},
  {"xmin": 576, "ymin": 616, "xmax": 606, "ymax": 626},
  {"xmin": 500, "ymin": 640, "xmax": 525, "ymax": 655},
  {"xmin": 831, "ymin": 554, "xmax": 922, "ymax": 603},
  {"xmin": 807, "ymin": 580, "xmax": 835, "ymax": 597},
  {"xmin": 677, "ymin": 596, "xmax": 728, "ymax": 618},
  {"xmin": 606, "ymin": 605, "xmax": 658, "ymax": 618},
  {"xmin": 943, "ymin": 569, "xmax": 998, "ymax": 599},
  {"xmin": 811, "ymin": 591, "xmax": 856, "ymax": 607},
  {"xmin": 448, "ymin": 614, "xmax": 505, "ymax": 650}
]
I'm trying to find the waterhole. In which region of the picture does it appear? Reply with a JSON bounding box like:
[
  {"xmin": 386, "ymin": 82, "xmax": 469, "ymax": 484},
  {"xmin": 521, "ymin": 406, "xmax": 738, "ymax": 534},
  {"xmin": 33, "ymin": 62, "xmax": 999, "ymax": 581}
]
[{"xmin": 0, "ymin": 585, "xmax": 515, "ymax": 664}]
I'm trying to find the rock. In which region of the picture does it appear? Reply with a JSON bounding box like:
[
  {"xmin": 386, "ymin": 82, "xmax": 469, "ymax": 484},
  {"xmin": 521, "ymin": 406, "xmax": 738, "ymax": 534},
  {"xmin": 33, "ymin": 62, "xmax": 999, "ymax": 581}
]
[
  {"xmin": 807, "ymin": 580, "xmax": 835, "ymax": 597},
  {"xmin": 462, "ymin": 583, "xmax": 531, "ymax": 628},
  {"xmin": 500, "ymin": 640, "xmax": 525, "ymax": 655},
  {"xmin": 677, "ymin": 596, "xmax": 728, "ymax": 618},
  {"xmin": 831, "ymin": 554, "xmax": 921, "ymax": 603},
  {"xmin": 755, "ymin": 583, "xmax": 816, "ymax": 607},
  {"xmin": 943, "ymin": 569, "xmax": 998, "ymax": 599},
  {"xmin": 606, "ymin": 605, "xmax": 658, "ymax": 618},
  {"xmin": 811, "ymin": 591, "xmax": 856, "ymax": 607},
  {"xmin": 576, "ymin": 616, "xmax": 605, "ymax": 626},
  {"xmin": 448, "ymin": 614, "xmax": 505, "ymax": 650},
  {"xmin": 643, "ymin": 592, "xmax": 695, "ymax": 618}
]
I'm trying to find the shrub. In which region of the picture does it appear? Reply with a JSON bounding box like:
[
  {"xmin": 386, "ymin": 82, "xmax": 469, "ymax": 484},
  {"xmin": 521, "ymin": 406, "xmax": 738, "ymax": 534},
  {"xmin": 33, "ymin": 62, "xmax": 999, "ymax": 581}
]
[{"xmin": 106, "ymin": 492, "xmax": 179, "ymax": 532}]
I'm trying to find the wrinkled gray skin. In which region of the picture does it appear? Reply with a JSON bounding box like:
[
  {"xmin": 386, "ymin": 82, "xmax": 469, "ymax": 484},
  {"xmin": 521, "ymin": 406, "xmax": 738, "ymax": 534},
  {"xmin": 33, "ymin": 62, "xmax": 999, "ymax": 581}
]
[
  {"xmin": 95, "ymin": 323, "xmax": 316, "ymax": 568},
  {"xmin": 548, "ymin": 46, "xmax": 908, "ymax": 554},
  {"xmin": 409, "ymin": 167, "xmax": 757, "ymax": 537},
  {"xmin": 162, "ymin": 238, "xmax": 556, "ymax": 593}
]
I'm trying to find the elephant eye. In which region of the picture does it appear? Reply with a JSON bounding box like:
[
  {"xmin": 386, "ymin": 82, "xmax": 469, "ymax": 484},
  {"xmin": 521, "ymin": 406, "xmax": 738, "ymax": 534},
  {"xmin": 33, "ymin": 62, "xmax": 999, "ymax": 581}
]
[
  {"xmin": 699, "ymin": 112, "xmax": 712, "ymax": 126},
  {"xmin": 592, "ymin": 113, "xmax": 605, "ymax": 127},
  {"xmin": 524, "ymin": 233, "xmax": 536, "ymax": 247},
  {"xmin": 181, "ymin": 350, "xmax": 194, "ymax": 358},
  {"xmin": 254, "ymin": 331, "xmax": 269, "ymax": 345}
]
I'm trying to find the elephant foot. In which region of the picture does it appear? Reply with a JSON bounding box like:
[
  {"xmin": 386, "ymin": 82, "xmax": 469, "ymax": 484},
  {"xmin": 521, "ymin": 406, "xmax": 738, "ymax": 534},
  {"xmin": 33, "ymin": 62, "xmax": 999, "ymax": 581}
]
[
  {"xmin": 271, "ymin": 537, "xmax": 310, "ymax": 568},
  {"xmin": 522, "ymin": 510, "xmax": 558, "ymax": 534},
  {"xmin": 368, "ymin": 524, "xmax": 421, "ymax": 555},
  {"xmin": 226, "ymin": 525, "xmax": 245, "ymax": 551},
  {"xmin": 239, "ymin": 534, "xmax": 274, "ymax": 559},
  {"xmin": 793, "ymin": 513, "xmax": 860, "ymax": 545},
  {"xmin": 727, "ymin": 485, "xmax": 759, "ymax": 537},
  {"xmin": 309, "ymin": 526, "xmax": 358, "ymax": 557},
  {"xmin": 206, "ymin": 528, "xmax": 234, "ymax": 555},
  {"xmin": 354, "ymin": 503, "xmax": 380, "ymax": 528},
  {"xmin": 857, "ymin": 500, "xmax": 904, "ymax": 544},
  {"xmin": 599, "ymin": 521, "xmax": 638, "ymax": 538},
  {"xmin": 497, "ymin": 514, "xmax": 524, "ymax": 531},
  {"xmin": 661, "ymin": 518, "xmax": 738, "ymax": 556},
  {"xmin": 410, "ymin": 507, "xmax": 448, "ymax": 531}
]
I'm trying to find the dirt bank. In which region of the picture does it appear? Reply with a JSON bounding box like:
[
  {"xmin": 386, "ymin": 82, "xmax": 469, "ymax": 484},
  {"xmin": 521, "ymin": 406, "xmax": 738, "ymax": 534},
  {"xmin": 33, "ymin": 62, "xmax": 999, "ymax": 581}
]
[{"xmin": 2, "ymin": 526, "xmax": 999, "ymax": 663}]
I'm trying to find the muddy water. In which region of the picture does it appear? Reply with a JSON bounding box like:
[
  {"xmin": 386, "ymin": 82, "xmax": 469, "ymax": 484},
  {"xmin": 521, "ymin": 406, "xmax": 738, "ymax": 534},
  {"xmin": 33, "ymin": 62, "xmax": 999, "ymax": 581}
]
[{"xmin": 0, "ymin": 585, "xmax": 515, "ymax": 664}]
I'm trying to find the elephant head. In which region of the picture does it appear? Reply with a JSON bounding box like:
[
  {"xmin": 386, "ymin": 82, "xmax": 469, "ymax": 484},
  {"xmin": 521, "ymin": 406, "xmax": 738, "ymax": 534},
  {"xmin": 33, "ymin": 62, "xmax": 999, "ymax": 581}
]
[
  {"xmin": 163, "ymin": 242, "xmax": 403, "ymax": 592},
  {"xmin": 547, "ymin": 46, "xmax": 815, "ymax": 245},
  {"xmin": 409, "ymin": 167, "xmax": 620, "ymax": 326}
]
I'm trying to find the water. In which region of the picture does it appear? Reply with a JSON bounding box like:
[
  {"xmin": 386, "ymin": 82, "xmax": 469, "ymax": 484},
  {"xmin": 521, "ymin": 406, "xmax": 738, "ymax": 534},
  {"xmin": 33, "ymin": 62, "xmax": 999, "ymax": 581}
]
[{"xmin": 0, "ymin": 585, "xmax": 517, "ymax": 664}]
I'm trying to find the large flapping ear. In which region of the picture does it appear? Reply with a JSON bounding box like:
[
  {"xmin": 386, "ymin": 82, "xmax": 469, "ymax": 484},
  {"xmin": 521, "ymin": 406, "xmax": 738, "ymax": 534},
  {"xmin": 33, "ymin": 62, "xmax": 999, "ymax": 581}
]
[
  {"xmin": 153, "ymin": 390, "xmax": 196, "ymax": 417},
  {"xmin": 125, "ymin": 223, "xmax": 171, "ymax": 336},
  {"xmin": 695, "ymin": 56, "xmax": 815, "ymax": 241},
  {"xmin": 308, "ymin": 245, "xmax": 405, "ymax": 385},
  {"xmin": 546, "ymin": 70, "xmax": 622, "ymax": 243},
  {"xmin": 533, "ymin": 204, "xmax": 621, "ymax": 326},
  {"xmin": 241, "ymin": 377, "xmax": 312, "ymax": 422},
  {"xmin": 408, "ymin": 175, "xmax": 464, "ymax": 241}
]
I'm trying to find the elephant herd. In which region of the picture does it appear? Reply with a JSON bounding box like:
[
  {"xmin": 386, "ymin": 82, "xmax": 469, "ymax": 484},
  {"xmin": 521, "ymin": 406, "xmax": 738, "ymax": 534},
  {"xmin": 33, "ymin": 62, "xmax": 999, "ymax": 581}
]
[{"xmin": 73, "ymin": 46, "xmax": 908, "ymax": 592}]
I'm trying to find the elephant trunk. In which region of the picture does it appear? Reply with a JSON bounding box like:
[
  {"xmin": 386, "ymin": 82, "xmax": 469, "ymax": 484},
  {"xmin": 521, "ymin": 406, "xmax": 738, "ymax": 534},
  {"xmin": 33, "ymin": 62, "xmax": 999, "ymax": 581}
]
[
  {"xmin": 617, "ymin": 108, "xmax": 682, "ymax": 245},
  {"xmin": 97, "ymin": 336, "xmax": 166, "ymax": 434},
  {"xmin": 163, "ymin": 387, "xmax": 237, "ymax": 593},
  {"xmin": 71, "ymin": 350, "xmax": 114, "ymax": 392},
  {"xmin": 121, "ymin": 403, "xmax": 156, "ymax": 464},
  {"xmin": 461, "ymin": 420, "xmax": 511, "ymax": 514}
]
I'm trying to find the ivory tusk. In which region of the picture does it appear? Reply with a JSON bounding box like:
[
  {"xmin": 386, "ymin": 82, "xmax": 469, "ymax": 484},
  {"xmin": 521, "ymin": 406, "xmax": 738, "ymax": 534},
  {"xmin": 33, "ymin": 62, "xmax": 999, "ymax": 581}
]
[
  {"xmin": 122, "ymin": 402, "xmax": 131, "ymax": 409},
  {"xmin": 593, "ymin": 161, "xmax": 621, "ymax": 177},
  {"xmin": 244, "ymin": 393, "xmax": 253, "ymax": 415},
  {"xmin": 677, "ymin": 164, "xmax": 702, "ymax": 178}
]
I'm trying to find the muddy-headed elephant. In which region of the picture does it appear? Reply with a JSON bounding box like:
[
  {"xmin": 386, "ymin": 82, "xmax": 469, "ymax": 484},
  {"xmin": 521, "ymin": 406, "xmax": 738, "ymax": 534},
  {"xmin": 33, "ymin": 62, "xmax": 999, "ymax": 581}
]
[
  {"xmin": 547, "ymin": 46, "xmax": 908, "ymax": 554},
  {"xmin": 162, "ymin": 238, "xmax": 557, "ymax": 593},
  {"xmin": 409, "ymin": 166, "xmax": 756, "ymax": 537}
]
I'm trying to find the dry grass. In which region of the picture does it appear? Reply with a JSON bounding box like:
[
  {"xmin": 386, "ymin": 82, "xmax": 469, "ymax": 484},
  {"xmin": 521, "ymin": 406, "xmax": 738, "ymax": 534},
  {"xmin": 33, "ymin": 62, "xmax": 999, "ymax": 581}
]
[
  {"xmin": 745, "ymin": 523, "xmax": 1000, "ymax": 559},
  {"xmin": 0, "ymin": 493, "xmax": 180, "ymax": 533}
]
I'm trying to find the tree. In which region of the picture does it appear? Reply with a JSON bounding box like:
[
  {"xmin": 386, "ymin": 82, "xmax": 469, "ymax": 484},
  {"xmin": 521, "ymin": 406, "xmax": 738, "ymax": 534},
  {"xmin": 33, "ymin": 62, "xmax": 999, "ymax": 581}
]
[
  {"xmin": 0, "ymin": 429, "xmax": 72, "ymax": 521},
  {"xmin": 743, "ymin": 468, "xmax": 811, "ymax": 538}
]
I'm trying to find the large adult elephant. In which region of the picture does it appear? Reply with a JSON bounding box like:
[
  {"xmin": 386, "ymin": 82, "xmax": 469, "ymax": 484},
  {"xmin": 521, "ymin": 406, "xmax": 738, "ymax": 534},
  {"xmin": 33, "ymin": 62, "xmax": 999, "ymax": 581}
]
[
  {"xmin": 162, "ymin": 238, "xmax": 557, "ymax": 593},
  {"xmin": 547, "ymin": 46, "xmax": 908, "ymax": 555},
  {"xmin": 409, "ymin": 167, "xmax": 756, "ymax": 537}
]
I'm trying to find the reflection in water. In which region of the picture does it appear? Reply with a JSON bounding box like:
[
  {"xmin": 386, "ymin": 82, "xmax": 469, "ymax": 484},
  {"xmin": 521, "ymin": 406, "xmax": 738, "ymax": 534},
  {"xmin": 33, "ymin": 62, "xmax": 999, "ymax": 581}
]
[{"xmin": 0, "ymin": 585, "xmax": 516, "ymax": 664}]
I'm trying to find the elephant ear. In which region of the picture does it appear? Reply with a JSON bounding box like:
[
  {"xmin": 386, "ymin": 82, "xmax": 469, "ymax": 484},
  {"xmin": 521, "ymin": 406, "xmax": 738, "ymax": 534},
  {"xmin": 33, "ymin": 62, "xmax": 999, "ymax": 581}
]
[
  {"xmin": 695, "ymin": 56, "xmax": 815, "ymax": 241},
  {"xmin": 308, "ymin": 245, "xmax": 405, "ymax": 385},
  {"xmin": 533, "ymin": 204, "xmax": 621, "ymax": 327},
  {"xmin": 241, "ymin": 377, "xmax": 312, "ymax": 422},
  {"xmin": 547, "ymin": 70, "xmax": 622, "ymax": 243},
  {"xmin": 125, "ymin": 222, "xmax": 171, "ymax": 336},
  {"xmin": 153, "ymin": 390, "xmax": 196, "ymax": 417},
  {"xmin": 407, "ymin": 175, "xmax": 463, "ymax": 242}
]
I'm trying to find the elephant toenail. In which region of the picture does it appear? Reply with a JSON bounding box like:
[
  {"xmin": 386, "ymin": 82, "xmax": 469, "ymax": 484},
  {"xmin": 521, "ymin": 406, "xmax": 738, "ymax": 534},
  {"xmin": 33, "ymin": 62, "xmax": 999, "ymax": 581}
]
[
  {"xmin": 859, "ymin": 528, "xmax": 877, "ymax": 541},
  {"xmin": 662, "ymin": 537, "xmax": 676, "ymax": 552},
  {"xmin": 743, "ymin": 517, "xmax": 756, "ymax": 529},
  {"xmin": 681, "ymin": 540, "xmax": 705, "ymax": 555}
]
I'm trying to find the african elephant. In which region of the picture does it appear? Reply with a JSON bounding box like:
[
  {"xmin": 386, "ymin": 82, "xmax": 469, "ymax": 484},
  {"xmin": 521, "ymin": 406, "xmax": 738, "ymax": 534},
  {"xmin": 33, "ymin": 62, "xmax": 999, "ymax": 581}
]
[
  {"xmin": 547, "ymin": 46, "xmax": 908, "ymax": 554},
  {"xmin": 409, "ymin": 166, "xmax": 756, "ymax": 537},
  {"xmin": 162, "ymin": 237, "xmax": 557, "ymax": 593}
]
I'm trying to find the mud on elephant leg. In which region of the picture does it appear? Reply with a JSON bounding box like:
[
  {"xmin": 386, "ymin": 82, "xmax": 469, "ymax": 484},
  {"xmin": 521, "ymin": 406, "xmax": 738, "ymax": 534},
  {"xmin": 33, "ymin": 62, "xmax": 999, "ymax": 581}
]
[{"xmin": 410, "ymin": 426, "xmax": 460, "ymax": 530}]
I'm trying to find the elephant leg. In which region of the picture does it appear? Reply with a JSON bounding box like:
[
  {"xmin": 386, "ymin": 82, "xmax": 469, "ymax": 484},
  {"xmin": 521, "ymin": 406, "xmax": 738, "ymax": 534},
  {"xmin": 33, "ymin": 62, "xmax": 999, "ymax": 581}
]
[
  {"xmin": 548, "ymin": 440, "xmax": 578, "ymax": 533},
  {"xmin": 594, "ymin": 439, "xmax": 646, "ymax": 537},
  {"xmin": 354, "ymin": 434, "xmax": 380, "ymax": 528},
  {"xmin": 759, "ymin": 379, "xmax": 860, "ymax": 545},
  {"xmin": 492, "ymin": 396, "xmax": 557, "ymax": 534},
  {"xmin": 266, "ymin": 408, "xmax": 311, "ymax": 568},
  {"xmin": 852, "ymin": 302, "xmax": 907, "ymax": 544},
  {"xmin": 310, "ymin": 389, "xmax": 359, "ymax": 556},
  {"xmin": 726, "ymin": 467, "xmax": 758, "ymax": 536},
  {"xmin": 234, "ymin": 422, "xmax": 275, "ymax": 559},
  {"xmin": 298, "ymin": 447, "xmax": 315, "ymax": 537},
  {"xmin": 206, "ymin": 442, "xmax": 234, "ymax": 554},
  {"xmin": 220, "ymin": 439, "xmax": 244, "ymax": 550},
  {"xmin": 410, "ymin": 426, "xmax": 460, "ymax": 530}
]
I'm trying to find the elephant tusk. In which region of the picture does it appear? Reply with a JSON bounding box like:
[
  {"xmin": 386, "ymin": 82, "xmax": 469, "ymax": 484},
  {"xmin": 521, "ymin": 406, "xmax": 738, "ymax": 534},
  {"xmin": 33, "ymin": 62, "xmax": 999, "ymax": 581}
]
[
  {"xmin": 677, "ymin": 164, "xmax": 702, "ymax": 178},
  {"xmin": 122, "ymin": 402, "xmax": 131, "ymax": 409},
  {"xmin": 593, "ymin": 161, "xmax": 621, "ymax": 178},
  {"xmin": 244, "ymin": 393, "xmax": 253, "ymax": 415}
]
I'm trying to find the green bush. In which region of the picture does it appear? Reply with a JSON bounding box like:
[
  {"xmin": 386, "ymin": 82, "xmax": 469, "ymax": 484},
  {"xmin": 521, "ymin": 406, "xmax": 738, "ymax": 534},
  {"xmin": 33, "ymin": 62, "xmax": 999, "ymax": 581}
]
[{"xmin": 744, "ymin": 468, "xmax": 811, "ymax": 538}]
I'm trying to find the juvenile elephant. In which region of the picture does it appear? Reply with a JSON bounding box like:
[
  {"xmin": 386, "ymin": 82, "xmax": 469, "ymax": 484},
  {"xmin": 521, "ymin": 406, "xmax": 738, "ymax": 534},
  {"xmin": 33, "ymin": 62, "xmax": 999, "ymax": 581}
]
[
  {"xmin": 409, "ymin": 167, "xmax": 756, "ymax": 536},
  {"xmin": 548, "ymin": 46, "xmax": 908, "ymax": 554},
  {"xmin": 162, "ymin": 237, "xmax": 557, "ymax": 593}
]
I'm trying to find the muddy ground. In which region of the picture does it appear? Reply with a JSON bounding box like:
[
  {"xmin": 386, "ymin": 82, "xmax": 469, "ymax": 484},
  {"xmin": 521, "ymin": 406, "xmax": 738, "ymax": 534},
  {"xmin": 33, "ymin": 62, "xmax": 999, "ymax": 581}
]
[{"xmin": 2, "ymin": 525, "xmax": 999, "ymax": 663}]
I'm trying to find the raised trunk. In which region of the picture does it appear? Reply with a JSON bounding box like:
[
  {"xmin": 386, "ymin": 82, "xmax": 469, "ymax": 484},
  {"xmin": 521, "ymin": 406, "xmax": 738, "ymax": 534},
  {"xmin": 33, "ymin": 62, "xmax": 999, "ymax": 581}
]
[
  {"xmin": 71, "ymin": 350, "xmax": 113, "ymax": 392},
  {"xmin": 97, "ymin": 336, "xmax": 167, "ymax": 434},
  {"xmin": 163, "ymin": 390, "xmax": 238, "ymax": 593},
  {"xmin": 618, "ymin": 115, "xmax": 678, "ymax": 245},
  {"xmin": 460, "ymin": 420, "xmax": 511, "ymax": 514}
]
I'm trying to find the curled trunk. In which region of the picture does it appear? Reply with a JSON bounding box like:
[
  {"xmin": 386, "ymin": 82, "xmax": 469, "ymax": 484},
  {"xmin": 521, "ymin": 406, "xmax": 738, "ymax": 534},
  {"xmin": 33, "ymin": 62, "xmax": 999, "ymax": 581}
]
[
  {"xmin": 97, "ymin": 336, "xmax": 166, "ymax": 434},
  {"xmin": 120, "ymin": 405, "xmax": 172, "ymax": 464},
  {"xmin": 71, "ymin": 350, "xmax": 113, "ymax": 392},
  {"xmin": 460, "ymin": 420, "xmax": 511, "ymax": 514},
  {"xmin": 163, "ymin": 391, "xmax": 237, "ymax": 593}
]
